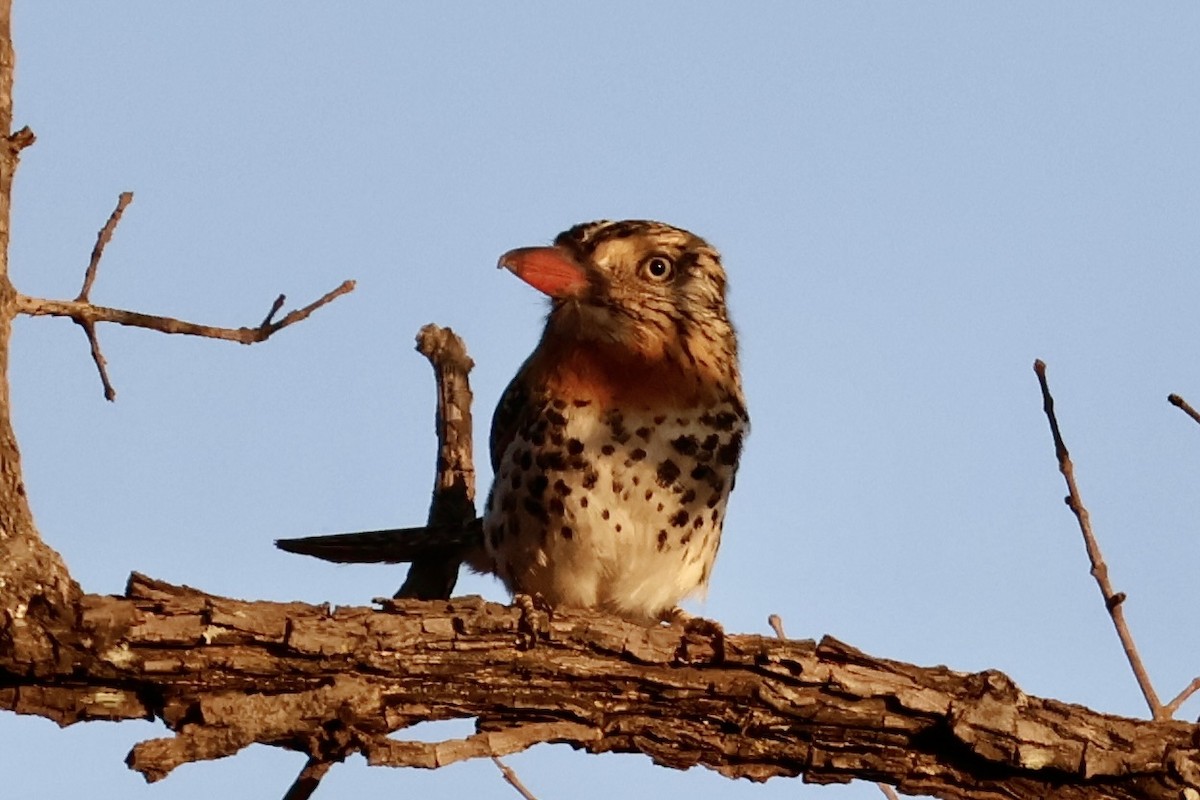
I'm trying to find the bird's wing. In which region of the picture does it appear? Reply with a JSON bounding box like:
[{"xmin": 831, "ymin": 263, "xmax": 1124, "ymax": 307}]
[{"xmin": 489, "ymin": 356, "xmax": 540, "ymax": 472}]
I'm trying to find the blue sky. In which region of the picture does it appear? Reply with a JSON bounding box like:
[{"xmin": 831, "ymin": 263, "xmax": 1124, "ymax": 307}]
[{"xmin": 4, "ymin": 4, "xmax": 1199, "ymax": 799}]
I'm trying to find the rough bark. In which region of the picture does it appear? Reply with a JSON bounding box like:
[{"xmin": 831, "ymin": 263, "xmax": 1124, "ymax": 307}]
[{"xmin": 1, "ymin": 572, "xmax": 1197, "ymax": 800}]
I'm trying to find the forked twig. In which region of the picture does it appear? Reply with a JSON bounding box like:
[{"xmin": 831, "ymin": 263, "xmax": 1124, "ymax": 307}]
[
  {"xmin": 1033, "ymin": 360, "xmax": 1164, "ymax": 718},
  {"xmin": 16, "ymin": 192, "xmax": 355, "ymax": 400}
]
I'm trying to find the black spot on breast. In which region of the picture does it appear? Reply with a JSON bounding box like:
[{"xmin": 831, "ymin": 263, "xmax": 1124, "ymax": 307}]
[
  {"xmin": 553, "ymin": 479, "xmax": 572, "ymax": 496},
  {"xmin": 566, "ymin": 438, "xmax": 585, "ymax": 455},
  {"xmin": 629, "ymin": 448, "xmax": 647, "ymax": 461},
  {"xmin": 631, "ymin": 475, "xmax": 641, "ymax": 485},
  {"xmin": 701, "ymin": 434, "xmax": 719, "ymax": 451},
  {"xmin": 529, "ymin": 475, "xmax": 548, "ymax": 497},
  {"xmin": 670, "ymin": 509, "xmax": 690, "ymax": 527},
  {"xmin": 657, "ymin": 529, "xmax": 669, "ymax": 551},
  {"xmin": 601, "ymin": 444, "xmax": 616, "ymax": 456},
  {"xmin": 509, "ymin": 473, "xmax": 522, "ymax": 490},
  {"xmin": 529, "ymin": 430, "xmax": 546, "ymax": 447},
  {"xmin": 671, "ymin": 435, "xmax": 699, "ymax": 456},
  {"xmin": 656, "ymin": 459, "xmax": 681, "ymax": 487},
  {"xmin": 572, "ymin": 399, "xmax": 591, "ymax": 408},
  {"xmin": 580, "ymin": 496, "xmax": 589, "ymax": 508},
  {"xmin": 601, "ymin": 508, "xmax": 610, "ymax": 520},
  {"xmin": 635, "ymin": 427, "xmax": 651, "ymax": 441},
  {"xmin": 681, "ymin": 488, "xmax": 696, "ymax": 504},
  {"xmin": 691, "ymin": 464, "xmax": 714, "ymax": 482},
  {"xmin": 692, "ymin": 516, "xmax": 704, "ymax": 529},
  {"xmin": 488, "ymin": 523, "xmax": 504, "ymax": 548},
  {"xmin": 653, "ymin": 415, "xmax": 666, "ymax": 424},
  {"xmin": 676, "ymin": 417, "xmax": 691, "ymax": 426},
  {"xmin": 502, "ymin": 492, "xmax": 517, "ymax": 512},
  {"xmin": 713, "ymin": 411, "xmax": 738, "ymax": 431},
  {"xmin": 717, "ymin": 432, "xmax": 743, "ymax": 466},
  {"xmin": 611, "ymin": 478, "xmax": 625, "ymax": 494},
  {"xmin": 644, "ymin": 489, "xmax": 653, "ymax": 501},
  {"xmin": 561, "ymin": 525, "xmax": 574, "ymax": 539},
  {"xmin": 548, "ymin": 497, "xmax": 565, "ymax": 516},
  {"xmin": 582, "ymin": 470, "xmax": 598, "ymax": 489},
  {"xmin": 536, "ymin": 451, "xmax": 567, "ymax": 471},
  {"xmin": 681, "ymin": 531, "xmax": 692, "ymax": 546},
  {"xmin": 520, "ymin": 450, "xmax": 533, "ymax": 470},
  {"xmin": 523, "ymin": 497, "xmax": 549, "ymax": 523},
  {"xmin": 706, "ymin": 492, "xmax": 722, "ymax": 508},
  {"xmin": 550, "ymin": 430, "xmax": 564, "ymax": 446},
  {"xmin": 614, "ymin": 523, "xmax": 622, "ymax": 532},
  {"xmin": 545, "ymin": 408, "xmax": 568, "ymax": 426},
  {"xmin": 551, "ymin": 398, "xmax": 568, "ymax": 411}
]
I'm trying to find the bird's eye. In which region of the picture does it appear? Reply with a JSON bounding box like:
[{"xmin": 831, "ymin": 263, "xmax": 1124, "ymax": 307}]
[{"xmin": 640, "ymin": 256, "xmax": 675, "ymax": 282}]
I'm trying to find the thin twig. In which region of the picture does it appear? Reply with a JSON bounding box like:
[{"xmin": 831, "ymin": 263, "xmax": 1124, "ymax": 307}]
[
  {"xmin": 78, "ymin": 191, "xmax": 133, "ymax": 302},
  {"xmin": 280, "ymin": 757, "xmax": 334, "ymax": 800},
  {"xmin": 877, "ymin": 785, "xmax": 902, "ymax": 800},
  {"xmin": 261, "ymin": 293, "xmax": 287, "ymax": 328},
  {"xmin": 1033, "ymin": 359, "xmax": 1164, "ymax": 718},
  {"xmin": 1168, "ymin": 393, "xmax": 1200, "ymax": 427},
  {"xmin": 1164, "ymin": 677, "xmax": 1200, "ymax": 719},
  {"xmin": 491, "ymin": 756, "xmax": 540, "ymax": 800},
  {"xmin": 80, "ymin": 319, "xmax": 115, "ymax": 401}
]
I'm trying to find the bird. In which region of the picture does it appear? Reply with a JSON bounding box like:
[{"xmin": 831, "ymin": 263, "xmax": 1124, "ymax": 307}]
[{"xmin": 277, "ymin": 220, "xmax": 748, "ymax": 623}]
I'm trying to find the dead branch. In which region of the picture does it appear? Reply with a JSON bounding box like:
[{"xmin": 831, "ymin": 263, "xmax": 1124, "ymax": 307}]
[
  {"xmin": 16, "ymin": 282, "xmax": 354, "ymax": 343},
  {"xmin": 16, "ymin": 282, "xmax": 356, "ymax": 343},
  {"xmin": 1034, "ymin": 360, "xmax": 1165, "ymax": 719},
  {"xmin": 396, "ymin": 324, "xmax": 477, "ymax": 600},
  {"xmin": 1, "ymin": 573, "xmax": 1197, "ymax": 800}
]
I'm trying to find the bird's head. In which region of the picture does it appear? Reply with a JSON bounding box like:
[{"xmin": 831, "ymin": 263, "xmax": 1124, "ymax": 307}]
[{"xmin": 499, "ymin": 220, "xmax": 739, "ymax": 380}]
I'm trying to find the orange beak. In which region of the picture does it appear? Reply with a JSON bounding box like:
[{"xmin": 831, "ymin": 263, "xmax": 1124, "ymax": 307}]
[{"xmin": 498, "ymin": 246, "xmax": 589, "ymax": 298}]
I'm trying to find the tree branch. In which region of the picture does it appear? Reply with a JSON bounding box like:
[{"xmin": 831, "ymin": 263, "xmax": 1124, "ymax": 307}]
[{"xmin": 1, "ymin": 573, "xmax": 1196, "ymax": 800}]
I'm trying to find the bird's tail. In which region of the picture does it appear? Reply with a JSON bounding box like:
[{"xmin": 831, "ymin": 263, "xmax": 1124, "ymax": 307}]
[{"xmin": 275, "ymin": 519, "xmax": 484, "ymax": 564}]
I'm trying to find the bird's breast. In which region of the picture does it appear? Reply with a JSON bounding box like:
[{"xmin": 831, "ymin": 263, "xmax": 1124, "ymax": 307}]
[{"xmin": 482, "ymin": 392, "xmax": 747, "ymax": 620}]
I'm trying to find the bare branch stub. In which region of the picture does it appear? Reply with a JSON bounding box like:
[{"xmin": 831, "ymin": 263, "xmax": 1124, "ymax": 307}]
[
  {"xmin": 5, "ymin": 124, "xmax": 34, "ymax": 150},
  {"xmin": 1033, "ymin": 359, "xmax": 1164, "ymax": 718},
  {"xmin": 396, "ymin": 324, "xmax": 478, "ymax": 600},
  {"xmin": 1168, "ymin": 393, "xmax": 1200, "ymax": 427}
]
